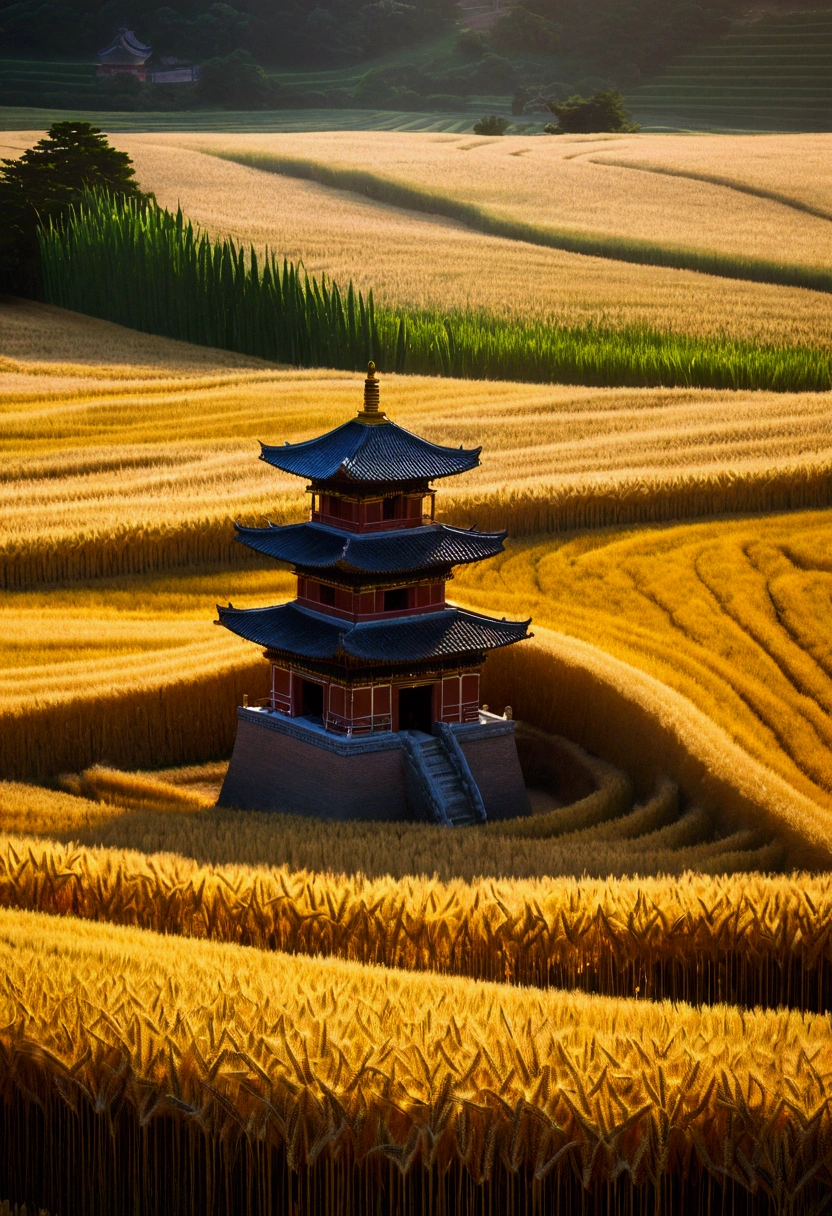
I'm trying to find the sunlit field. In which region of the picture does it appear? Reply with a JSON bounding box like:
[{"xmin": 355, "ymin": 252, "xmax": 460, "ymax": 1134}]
[
  {"xmin": 4, "ymin": 301, "xmax": 832, "ymax": 588},
  {"xmin": 4, "ymin": 906, "xmax": 832, "ymax": 1214},
  {"xmin": 457, "ymin": 511, "xmax": 832, "ymax": 822},
  {"xmin": 3, "ymin": 127, "xmax": 832, "ymax": 1214},
  {"xmin": 108, "ymin": 134, "xmax": 832, "ymax": 345}
]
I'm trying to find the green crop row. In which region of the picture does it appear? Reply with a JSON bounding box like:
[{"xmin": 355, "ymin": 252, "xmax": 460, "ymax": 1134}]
[{"xmin": 38, "ymin": 193, "xmax": 832, "ymax": 391}]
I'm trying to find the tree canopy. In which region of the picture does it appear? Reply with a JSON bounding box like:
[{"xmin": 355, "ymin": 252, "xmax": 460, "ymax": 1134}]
[
  {"xmin": 545, "ymin": 89, "xmax": 640, "ymax": 134},
  {"xmin": 0, "ymin": 122, "xmax": 144, "ymax": 296}
]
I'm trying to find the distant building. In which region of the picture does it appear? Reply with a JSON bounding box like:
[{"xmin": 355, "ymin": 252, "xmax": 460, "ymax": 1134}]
[
  {"xmin": 97, "ymin": 28, "xmax": 152, "ymax": 81},
  {"xmin": 97, "ymin": 31, "xmax": 199, "ymax": 85},
  {"xmin": 216, "ymin": 364, "xmax": 533, "ymax": 824}
]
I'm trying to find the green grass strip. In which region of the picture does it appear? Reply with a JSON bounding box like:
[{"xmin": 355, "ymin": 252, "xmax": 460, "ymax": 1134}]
[
  {"xmin": 38, "ymin": 193, "xmax": 832, "ymax": 393},
  {"xmin": 212, "ymin": 149, "xmax": 832, "ymax": 296}
]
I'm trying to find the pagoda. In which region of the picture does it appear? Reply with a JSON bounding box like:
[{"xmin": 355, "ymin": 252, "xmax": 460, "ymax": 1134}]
[{"xmin": 216, "ymin": 364, "xmax": 532, "ymax": 825}]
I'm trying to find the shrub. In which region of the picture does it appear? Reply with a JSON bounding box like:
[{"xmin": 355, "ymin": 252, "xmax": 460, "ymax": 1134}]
[
  {"xmin": 472, "ymin": 114, "xmax": 509, "ymax": 135},
  {"xmin": 545, "ymin": 87, "xmax": 640, "ymax": 133},
  {"xmin": 455, "ymin": 28, "xmax": 491, "ymax": 56}
]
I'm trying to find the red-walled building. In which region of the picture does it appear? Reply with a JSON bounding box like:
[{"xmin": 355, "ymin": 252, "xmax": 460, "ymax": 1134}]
[
  {"xmin": 96, "ymin": 29, "xmax": 152, "ymax": 81},
  {"xmin": 216, "ymin": 365, "xmax": 532, "ymax": 824}
]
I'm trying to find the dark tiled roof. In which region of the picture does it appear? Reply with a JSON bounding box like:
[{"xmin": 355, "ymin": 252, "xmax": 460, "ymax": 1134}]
[
  {"xmin": 235, "ymin": 522, "xmax": 506, "ymax": 573},
  {"xmin": 98, "ymin": 28, "xmax": 152, "ymax": 57},
  {"xmin": 216, "ymin": 602, "xmax": 531, "ymax": 662},
  {"xmin": 260, "ymin": 419, "xmax": 480, "ymax": 484}
]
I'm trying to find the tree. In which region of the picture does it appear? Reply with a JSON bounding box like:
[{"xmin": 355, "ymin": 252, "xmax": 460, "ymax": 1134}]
[
  {"xmin": 472, "ymin": 115, "xmax": 510, "ymax": 135},
  {"xmin": 196, "ymin": 49, "xmax": 273, "ymax": 107},
  {"xmin": 0, "ymin": 122, "xmax": 144, "ymax": 296},
  {"xmin": 545, "ymin": 88, "xmax": 640, "ymax": 134}
]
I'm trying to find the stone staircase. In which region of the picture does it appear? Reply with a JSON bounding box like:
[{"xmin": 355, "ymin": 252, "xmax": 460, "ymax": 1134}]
[{"xmin": 401, "ymin": 728, "xmax": 487, "ymax": 827}]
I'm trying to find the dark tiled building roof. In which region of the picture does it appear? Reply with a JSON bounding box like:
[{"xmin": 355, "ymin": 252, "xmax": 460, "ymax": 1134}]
[
  {"xmin": 98, "ymin": 28, "xmax": 152, "ymax": 60},
  {"xmin": 235, "ymin": 521, "xmax": 506, "ymax": 573},
  {"xmin": 260, "ymin": 419, "xmax": 480, "ymax": 484},
  {"xmin": 216, "ymin": 602, "xmax": 531, "ymax": 662}
]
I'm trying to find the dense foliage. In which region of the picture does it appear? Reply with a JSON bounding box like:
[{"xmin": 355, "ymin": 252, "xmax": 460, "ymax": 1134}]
[
  {"xmin": 545, "ymin": 88, "xmax": 639, "ymax": 133},
  {"xmin": 0, "ymin": 122, "xmax": 143, "ymax": 295},
  {"xmin": 0, "ymin": 0, "xmax": 457, "ymax": 66},
  {"xmin": 472, "ymin": 114, "xmax": 508, "ymax": 135},
  {"xmin": 0, "ymin": 0, "xmax": 745, "ymax": 93}
]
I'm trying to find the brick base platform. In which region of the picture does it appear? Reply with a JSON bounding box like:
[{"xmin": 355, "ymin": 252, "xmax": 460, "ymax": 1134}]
[{"xmin": 218, "ymin": 708, "xmax": 530, "ymax": 821}]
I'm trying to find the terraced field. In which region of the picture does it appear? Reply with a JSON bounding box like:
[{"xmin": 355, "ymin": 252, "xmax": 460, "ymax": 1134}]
[
  {"xmin": 628, "ymin": 10, "xmax": 832, "ymax": 132},
  {"xmin": 4, "ymin": 301, "xmax": 832, "ymax": 588},
  {"xmin": 2, "ymin": 120, "xmax": 832, "ymax": 1215},
  {"xmin": 2, "ymin": 303, "xmax": 832, "ymax": 861}
]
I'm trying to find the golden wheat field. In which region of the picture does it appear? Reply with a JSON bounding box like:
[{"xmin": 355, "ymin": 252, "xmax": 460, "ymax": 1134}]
[
  {"xmin": 457, "ymin": 511, "xmax": 832, "ymax": 819},
  {"xmin": 76, "ymin": 133, "xmax": 832, "ymax": 346},
  {"xmin": 0, "ymin": 813, "xmax": 816, "ymax": 1006},
  {"xmin": 3, "ymin": 521, "xmax": 831, "ymax": 858},
  {"xmin": 3, "ymin": 126, "xmax": 832, "ymax": 1214},
  {"xmin": 2, "ymin": 302, "xmax": 832, "ymax": 856},
  {"xmin": 4, "ymin": 300, "xmax": 832, "ymax": 589},
  {"xmin": 2, "ymin": 905, "xmax": 832, "ymax": 1214},
  {"xmin": 186, "ymin": 130, "xmax": 832, "ymax": 265}
]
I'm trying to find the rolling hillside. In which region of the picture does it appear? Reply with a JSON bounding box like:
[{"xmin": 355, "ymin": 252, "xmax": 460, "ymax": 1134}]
[{"xmin": 628, "ymin": 10, "xmax": 832, "ymax": 132}]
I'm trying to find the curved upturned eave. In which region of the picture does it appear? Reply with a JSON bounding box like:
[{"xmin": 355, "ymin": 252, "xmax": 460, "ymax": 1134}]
[
  {"xmin": 233, "ymin": 521, "xmax": 507, "ymax": 575},
  {"xmin": 259, "ymin": 418, "xmax": 481, "ymax": 484},
  {"xmin": 215, "ymin": 602, "xmax": 532, "ymax": 663}
]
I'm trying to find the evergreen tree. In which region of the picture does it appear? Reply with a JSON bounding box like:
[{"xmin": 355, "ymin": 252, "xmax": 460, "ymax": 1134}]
[{"xmin": 0, "ymin": 121, "xmax": 144, "ymax": 296}]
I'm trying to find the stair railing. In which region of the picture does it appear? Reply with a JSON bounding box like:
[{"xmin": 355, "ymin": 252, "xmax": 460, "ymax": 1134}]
[
  {"xmin": 400, "ymin": 733, "xmax": 450, "ymax": 826},
  {"xmin": 434, "ymin": 722, "xmax": 487, "ymax": 823}
]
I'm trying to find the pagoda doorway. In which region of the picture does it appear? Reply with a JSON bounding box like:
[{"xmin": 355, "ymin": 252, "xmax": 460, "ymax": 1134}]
[
  {"xmin": 397, "ymin": 684, "xmax": 434, "ymax": 734},
  {"xmin": 300, "ymin": 679, "xmax": 325, "ymax": 722}
]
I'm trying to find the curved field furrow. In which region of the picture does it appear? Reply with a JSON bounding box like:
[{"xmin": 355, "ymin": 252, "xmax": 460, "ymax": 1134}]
[
  {"xmin": 106, "ymin": 136, "xmax": 832, "ymax": 346},
  {"xmin": 2, "ymin": 316, "xmax": 832, "ymax": 585},
  {"xmin": 456, "ymin": 511, "xmax": 832, "ymax": 822}
]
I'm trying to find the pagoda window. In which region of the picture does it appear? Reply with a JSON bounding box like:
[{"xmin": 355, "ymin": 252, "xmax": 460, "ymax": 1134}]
[
  {"xmin": 383, "ymin": 586, "xmax": 410, "ymax": 613},
  {"xmin": 321, "ymin": 495, "xmax": 357, "ymax": 523},
  {"xmin": 319, "ymin": 583, "xmax": 337, "ymax": 608},
  {"xmin": 382, "ymin": 495, "xmax": 399, "ymax": 521}
]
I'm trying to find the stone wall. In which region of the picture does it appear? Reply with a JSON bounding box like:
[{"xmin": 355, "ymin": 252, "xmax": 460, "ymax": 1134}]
[
  {"xmin": 219, "ymin": 712, "xmax": 410, "ymax": 820},
  {"xmin": 458, "ymin": 732, "xmax": 531, "ymax": 821}
]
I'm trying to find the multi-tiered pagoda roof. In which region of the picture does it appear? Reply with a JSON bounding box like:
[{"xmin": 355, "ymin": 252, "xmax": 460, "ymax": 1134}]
[
  {"xmin": 216, "ymin": 364, "xmax": 532, "ymax": 823},
  {"xmin": 218, "ymin": 602, "xmax": 527, "ymax": 662},
  {"xmin": 218, "ymin": 363, "xmax": 530, "ymax": 743},
  {"xmin": 233, "ymin": 521, "xmax": 507, "ymax": 574}
]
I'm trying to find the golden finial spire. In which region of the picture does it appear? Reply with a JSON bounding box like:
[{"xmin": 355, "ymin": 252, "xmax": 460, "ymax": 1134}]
[{"xmin": 356, "ymin": 361, "xmax": 388, "ymax": 424}]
